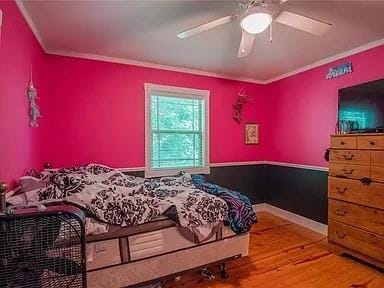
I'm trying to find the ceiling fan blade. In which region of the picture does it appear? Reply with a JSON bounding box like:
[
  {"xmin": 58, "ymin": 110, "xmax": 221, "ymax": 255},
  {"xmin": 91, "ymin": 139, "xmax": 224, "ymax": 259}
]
[
  {"xmin": 275, "ymin": 11, "xmax": 332, "ymax": 36},
  {"xmin": 177, "ymin": 15, "xmax": 236, "ymax": 39},
  {"xmin": 237, "ymin": 29, "xmax": 255, "ymax": 58}
]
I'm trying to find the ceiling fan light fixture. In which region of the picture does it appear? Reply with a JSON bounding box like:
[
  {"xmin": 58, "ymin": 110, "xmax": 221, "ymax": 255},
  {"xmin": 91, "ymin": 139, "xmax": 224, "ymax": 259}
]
[{"xmin": 240, "ymin": 12, "xmax": 272, "ymax": 34}]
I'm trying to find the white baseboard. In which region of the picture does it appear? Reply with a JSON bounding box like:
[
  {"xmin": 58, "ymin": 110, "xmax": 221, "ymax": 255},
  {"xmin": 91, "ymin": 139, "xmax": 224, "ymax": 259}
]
[
  {"xmin": 253, "ymin": 203, "xmax": 268, "ymax": 211},
  {"xmin": 253, "ymin": 203, "xmax": 328, "ymax": 235},
  {"xmin": 263, "ymin": 161, "xmax": 328, "ymax": 172}
]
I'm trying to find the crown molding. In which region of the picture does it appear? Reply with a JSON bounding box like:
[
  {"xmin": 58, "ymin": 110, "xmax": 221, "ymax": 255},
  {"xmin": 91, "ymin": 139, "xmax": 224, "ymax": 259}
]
[
  {"xmin": 15, "ymin": 0, "xmax": 47, "ymax": 51},
  {"xmin": 16, "ymin": 0, "xmax": 264, "ymax": 84},
  {"xmin": 41, "ymin": 39, "xmax": 384, "ymax": 86},
  {"xmin": 46, "ymin": 49, "xmax": 266, "ymax": 84},
  {"xmin": 15, "ymin": 1, "xmax": 264, "ymax": 85},
  {"xmin": 264, "ymin": 38, "xmax": 384, "ymax": 84},
  {"xmin": 16, "ymin": 1, "xmax": 383, "ymax": 85}
]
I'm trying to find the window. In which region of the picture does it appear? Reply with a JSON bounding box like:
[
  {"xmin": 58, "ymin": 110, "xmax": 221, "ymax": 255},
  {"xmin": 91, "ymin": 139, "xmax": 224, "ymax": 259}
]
[{"xmin": 145, "ymin": 83, "xmax": 209, "ymax": 178}]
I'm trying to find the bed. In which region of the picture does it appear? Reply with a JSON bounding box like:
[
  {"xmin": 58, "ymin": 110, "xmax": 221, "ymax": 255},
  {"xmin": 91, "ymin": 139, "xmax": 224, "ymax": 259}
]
[
  {"xmin": 5, "ymin": 163, "xmax": 257, "ymax": 287},
  {"xmin": 86, "ymin": 216, "xmax": 250, "ymax": 287}
]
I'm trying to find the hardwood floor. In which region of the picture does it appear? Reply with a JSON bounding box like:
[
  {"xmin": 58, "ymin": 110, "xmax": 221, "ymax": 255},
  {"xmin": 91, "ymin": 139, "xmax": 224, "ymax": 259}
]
[{"xmin": 165, "ymin": 212, "xmax": 384, "ymax": 288}]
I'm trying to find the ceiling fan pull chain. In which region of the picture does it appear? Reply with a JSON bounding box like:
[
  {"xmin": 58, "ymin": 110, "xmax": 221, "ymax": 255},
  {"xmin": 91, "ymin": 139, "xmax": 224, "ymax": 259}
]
[{"xmin": 269, "ymin": 22, "xmax": 273, "ymax": 43}]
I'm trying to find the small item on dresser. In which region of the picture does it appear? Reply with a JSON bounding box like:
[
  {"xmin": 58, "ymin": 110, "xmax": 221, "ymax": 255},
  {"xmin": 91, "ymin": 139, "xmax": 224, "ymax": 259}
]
[{"xmin": 335, "ymin": 120, "xmax": 358, "ymax": 134}]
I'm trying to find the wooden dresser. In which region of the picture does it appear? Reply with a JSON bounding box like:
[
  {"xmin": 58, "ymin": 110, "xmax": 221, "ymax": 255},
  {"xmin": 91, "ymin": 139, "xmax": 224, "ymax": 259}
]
[{"xmin": 328, "ymin": 133, "xmax": 384, "ymax": 268}]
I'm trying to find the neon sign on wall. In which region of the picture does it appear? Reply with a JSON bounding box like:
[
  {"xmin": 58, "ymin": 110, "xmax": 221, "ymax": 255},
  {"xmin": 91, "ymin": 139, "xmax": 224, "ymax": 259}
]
[{"xmin": 326, "ymin": 62, "xmax": 353, "ymax": 79}]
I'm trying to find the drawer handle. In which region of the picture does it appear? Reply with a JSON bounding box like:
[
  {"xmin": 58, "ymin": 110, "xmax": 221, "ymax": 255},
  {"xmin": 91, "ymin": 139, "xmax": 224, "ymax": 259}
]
[
  {"xmin": 336, "ymin": 187, "xmax": 347, "ymax": 193},
  {"xmin": 335, "ymin": 209, "xmax": 348, "ymax": 216},
  {"xmin": 336, "ymin": 231, "xmax": 346, "ymax": 239},
  {"xmin": 370, "ymin": 141, "xmax": 375, "ymax": 146},
  {"xmin": 342, "ymin": 154, "xmax": 354, "ymax": 160},
  {"xmin": 360, "ymin": 177, "xmax": 372, "ymax": 185},
  {"xmin": 342, "ymin": 168, "xmax": 354, "ymax": 175},
  {"xmin": 340, "ymin": 141, "xmax": 345, "ymax": 145}
]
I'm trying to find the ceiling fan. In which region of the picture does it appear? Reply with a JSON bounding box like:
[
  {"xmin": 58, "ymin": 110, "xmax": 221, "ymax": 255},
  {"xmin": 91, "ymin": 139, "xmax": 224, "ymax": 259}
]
[{"xmin": 177, "ymin": 0, "xmax": 332, "ymax": 58}]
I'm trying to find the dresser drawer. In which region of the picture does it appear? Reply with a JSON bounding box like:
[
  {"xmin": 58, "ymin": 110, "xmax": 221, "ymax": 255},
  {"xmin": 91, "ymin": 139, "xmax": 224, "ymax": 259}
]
[
  {"xmin": 328, "ymin": 177, "xmax": 384, "ymax": 209},
  {"xmin": 371, "ymin": 166, "xmax": 384, "ymax": 183},
  {"xmin": 328, "ymin": 163, "xmax": 370, "ymax": 179},
  {"xmin": 328, "ymin": 220, "xmax": 384, "ymax": 262},
  {"xmin": 329, "ymin": 149, "xmax": 370, "ymax": 165},
  {"xmin": 357, "ymin": 135, "xmax": 384, "ymax": 149},
  {"xmin": 330, "ymin": 136, "xmax": 356, "ymax": 149},
  {"xmin": 328, "ymin": 199, "xmax": 384, "ymax": 235},
  {"xmin": 371, "ymin": 151, "xmax": 384, "ymax": 166}
]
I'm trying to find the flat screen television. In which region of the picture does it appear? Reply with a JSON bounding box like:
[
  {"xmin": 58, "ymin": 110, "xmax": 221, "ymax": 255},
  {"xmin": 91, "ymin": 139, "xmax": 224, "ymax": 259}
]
[{"xmin": 338, "ymin": 78, "xmax": 384, "ymax": 133}]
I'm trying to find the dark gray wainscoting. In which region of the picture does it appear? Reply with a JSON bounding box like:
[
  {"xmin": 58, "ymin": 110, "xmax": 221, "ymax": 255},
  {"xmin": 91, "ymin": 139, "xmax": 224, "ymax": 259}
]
[
  {"xmin": 124, "ymin": 165, "xmax": 267, "ymax": 205},
  {"xmin": 125, "ymin": 171, "xmax": 145, "ymax": 178},
  {"xmin": 124, "ymin": 164, "xmax": 328, "ymax": 224},
  {"xmin": 265, "ymin": 165, "xmax": 328, "ymax": 224},
  {"xmin": 207, "ymin": 165, "xmax": 266, "ymax": 204}
]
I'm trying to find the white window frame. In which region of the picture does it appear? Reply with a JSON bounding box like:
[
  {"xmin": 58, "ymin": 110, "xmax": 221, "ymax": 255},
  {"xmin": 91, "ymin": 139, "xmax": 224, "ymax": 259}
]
[{"xmin": 145, "ymin": 83, "xmax": 210, "ymax": 178}]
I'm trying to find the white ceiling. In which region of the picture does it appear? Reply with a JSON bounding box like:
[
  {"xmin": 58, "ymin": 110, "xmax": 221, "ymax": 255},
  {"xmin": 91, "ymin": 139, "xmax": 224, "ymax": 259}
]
[{"xmin": 19, "ymin": 0, "xmax": 384, "ymax": 82}]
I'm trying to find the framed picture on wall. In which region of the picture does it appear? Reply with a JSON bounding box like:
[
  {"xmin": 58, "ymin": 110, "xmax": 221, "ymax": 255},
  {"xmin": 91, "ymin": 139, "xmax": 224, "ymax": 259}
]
[{"xmin": 245, "ymin": 123, "xmax": 259, "ymax": 145}]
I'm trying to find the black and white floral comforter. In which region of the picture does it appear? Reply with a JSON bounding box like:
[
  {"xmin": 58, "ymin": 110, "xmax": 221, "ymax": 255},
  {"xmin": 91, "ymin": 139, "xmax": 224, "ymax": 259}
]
[{"xmin": 7, "ymin": 164, "xmax": 228, "ymax": 230}]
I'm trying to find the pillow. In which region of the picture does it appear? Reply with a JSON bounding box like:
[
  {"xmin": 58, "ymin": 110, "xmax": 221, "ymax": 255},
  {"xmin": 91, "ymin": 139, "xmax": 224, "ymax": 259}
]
[{"xmin": 19, "ymin": 176, "xmax": 48, "ymax": 193}]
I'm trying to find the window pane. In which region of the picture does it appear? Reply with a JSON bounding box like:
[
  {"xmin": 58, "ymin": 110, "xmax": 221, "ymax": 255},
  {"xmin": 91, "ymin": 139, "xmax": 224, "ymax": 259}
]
[
  {"xmin": 152, "ymin": 96, "xmax": 202, "ymax": 132},
  {"xmin": 193, "ymin": 99, "xmax": 202, "ymax": 132},
  {"xmin": 194, "ymin": 133, "xmax": 203, "ymax": 166},
  {"xmin": 151, "ymin": 132, "xmax": 203, "ymax": 169},
  {"xmin": 151, "ymin": 96, "xmax": 158, "ymax": 130},
  {"xmin": 152, "ymin": 133, "xmax": 159, "ymax": 163}
]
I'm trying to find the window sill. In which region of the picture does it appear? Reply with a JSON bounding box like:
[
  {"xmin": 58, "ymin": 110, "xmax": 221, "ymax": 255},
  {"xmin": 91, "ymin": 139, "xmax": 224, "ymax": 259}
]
[{"xmin": 145, "ymin": 166, "xmax": 210, "ymax": 178}]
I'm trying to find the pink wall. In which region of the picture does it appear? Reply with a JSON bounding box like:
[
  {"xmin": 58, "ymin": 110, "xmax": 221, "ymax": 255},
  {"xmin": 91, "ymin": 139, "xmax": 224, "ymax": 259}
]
[
  {"xmin": 1, "ymin": 0, "xmax": 383, "ymax": 181},
  {"xmin": 0, "ymin": 1, "xmax": 46, "ymax": 183},
  {"xmin": 39, "ymin": 55, "xmax": 269, "ymax": 169},
  {"xmin": 266, "ymin": 45, "xmax": 384, "ymax": 167}
]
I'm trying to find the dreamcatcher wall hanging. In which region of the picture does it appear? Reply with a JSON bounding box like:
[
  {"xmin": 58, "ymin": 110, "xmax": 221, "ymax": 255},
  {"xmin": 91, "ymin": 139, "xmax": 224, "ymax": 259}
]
[{"xmin": 28, "ymin": 67, "xmax": 41, "ymax": 127}]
